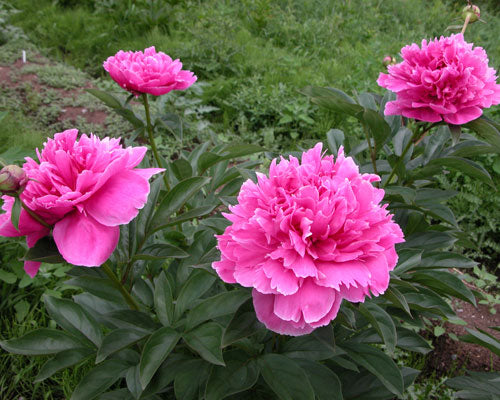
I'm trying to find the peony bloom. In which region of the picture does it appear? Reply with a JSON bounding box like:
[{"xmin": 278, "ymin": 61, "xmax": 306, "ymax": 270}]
[
  {"xmin": 213, "ymin": 144, "xmax": 404, "ymax": 336},
  {"xmin": 0, "ymin": 129, "xmax": 163, "ymax": 277},
  {"xmin": 377, "ymin": 34, "xmax": 500, "ymax": 125},
  {"xmin": 103, "ymin": 46, "xmax": 197, "ymax": 96}
]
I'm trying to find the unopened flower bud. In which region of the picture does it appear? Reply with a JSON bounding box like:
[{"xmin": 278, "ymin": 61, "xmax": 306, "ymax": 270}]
[
  {"xmin": 0, "ymin": 165, "xmax": 27, "ymax": 194},
  {"xmin": 462, "ymin": 4, "xmax": 480, "ymax": 23},
  {"xmin": 383, "ymin": 55, "xmax": 396, "ymax": 67}
]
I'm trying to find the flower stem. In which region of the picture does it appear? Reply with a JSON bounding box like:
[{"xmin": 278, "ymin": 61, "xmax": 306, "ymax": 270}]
[
  {"xmin": 362, "ymin": 123, "xmax": 378, "ymax": 176},
  {"xmin": 142, "ymin": 93, "xmax": 170, "ymax": 191},
  {"xmin": 19, "ymin": 199, "xmax": 51, "ymax": 229},
  {"xmin": 461, "ymin": 12, "xmax": 471, "ymax": 35},
  {"xmin": 102, "ymin": 261, "xmax": 140, "ymax": 310}
]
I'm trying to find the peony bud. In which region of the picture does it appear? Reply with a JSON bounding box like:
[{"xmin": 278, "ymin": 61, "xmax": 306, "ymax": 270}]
[
  {"xmin": 383, "ymin": 55, "xmax": 396, "ymax": 67},
  {"xmin": 0, "ymin": 165, "xmax": 27, "ymax": 194},
  {"xmin": 462, "ymin": 4, "xmax": 480, "ymax": 23}
]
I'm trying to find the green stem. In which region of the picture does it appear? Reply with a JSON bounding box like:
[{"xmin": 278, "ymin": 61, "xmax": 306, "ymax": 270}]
[
  {"xmin": 102, "ymin": 261, "xmax": 140, "ymax": 310},
  {"xmin": 142, "ymin": 93, "xmax": 170, "ymax": 191},
  {"xmin": 20, "ymin": 199, "xmax": 51, "ymax": 229},
  {"xmin": 362, "ymin": 123, "xmax": 378, "ymax": 176}
]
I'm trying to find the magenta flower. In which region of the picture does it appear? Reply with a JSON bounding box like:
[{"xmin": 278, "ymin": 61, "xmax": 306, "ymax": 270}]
[
  {"xmin": 213, "ymin": 144, "xmax": 404, "ymax": 336},
  {"xmin": 0, "ymin": 129, "xmax": 163, "ymax": 277},
  {"xmin": 103, "ymin": 46, "xmax": 197, "ymax": 96},
  {"xmin": 377, "ymin": 34, "xmax": 500, "ymax": 125}
]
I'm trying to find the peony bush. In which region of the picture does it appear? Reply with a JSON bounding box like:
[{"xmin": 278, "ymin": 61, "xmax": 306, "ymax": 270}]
[{"xmin": 1, "ymin": 11, "xmax": 500, "ymax": 399}]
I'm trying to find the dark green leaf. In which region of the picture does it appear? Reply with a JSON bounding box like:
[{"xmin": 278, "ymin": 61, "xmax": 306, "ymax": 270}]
[
  {"xmin": 217, "ymin": 143, "xmax": 263, "ymax": 161},
  {"xmin": 170, "ymin": 158, "xmax": 193, "ymax": 181},
  {"xmin": 35, "ymin": 348, "xmax": 95, "ymax": 382},
  {"xmin": 419, "ymin": 251, "xmax": 476, "ymax": 269},
  {"xmin": 326, "ymin": 129, "xmax": 345, "ymax": 154},
  {"xmin": 10, "ymin": 196, "xmax": 21, "ymax": 231},
  {"xmin": 133, "ymin": 243, "xmax": 188, "ymax": 260},
  {"xmin": 400, "ymin": 231, "xmax": 456, "ymax": 251},
  {"xmin": 410, "ymin": 271, "xmax": 476, "ymax": 305},
  {"xmin": 154, "ymin": 271, "xmax": 174, "ymax": 327},
  {"xmin": 102, "ymin": 310, "xmax": 157, "ymax": 333},
  {"xmin": 175, "ymin": 269, "xmax": 216, "ymax": 319},
  {"xmin": 423, "ymin": 125, "xmax": 449, "ymax": 164},
  {"xmin": 393, "ymin": 249, "xmax": 423, "ymax": 274},
  {"xmin": 183, "ymin": 322, "xmax": 225, "ymax": 366},
  {"xmin": 258, "ymin": 354, "xmax": 315, "ymax": 400},
  {"xmin": 342, "ymin": 343, "xmax": 404, "ymax": 397},
  {"xmin": 96, "ymin": 328, "xmax": 149, "ymax": 363},
  {"xmin": 66, "ymin": 276, "xmax": 126, "ymax": 305},
  {"xmin": 152, "ymin": 177, "xmax": 210, "ymax": 231},
  {"xmin": 154, "ymin": 205, "xmax": 215, "ymax": 231},
  {"xmin": 393, "ymin": 127, "xmax": 412, "ymax": 157},
  {"xmin": 396, "ymin": 328, "xmax": 432, "ymax": 354},
  {"xmin": 71, "ymin": 359, "xmax": 129, "ymax": 400},
  {"xmin": 86, "ymin": 89, "xmax": 122, "ymax": 109},
  {"xmin": 295, "ymin": 359, "xmax": 343, "ymax": 400},
  {"xmin": 186, "ymin": 289, "xmax": 251, "ymax": 330},
  {"xmin": 44, "ymin": 295, "xmax": 103, "ymax": 347},
  {"xmin": 198, "ymin": 152, "xmax": 223, "ymax": 174},
  {"xmin": 421, "ymin": 157, "xmax": 494, "ymax": 187},
  {"xmin": 139, "ymin": 326, "xmax": 181, "ymax": 389},
  {"xmin": 23, "ymin": 236, "xmax": 65, "ymax": 264},
  {"xmin": 222, "ymin": 299, "xmax": 264, "ymax": 347},
  {"xmin": 446, "ymin": 371, "xmax": 500, "ymax": 399},
  {"xmin": 363, "ymin": 109, "xmax": 391, "ymax": 152},
  {"xmin": 0, "ymin": 329, "xmax": 84, "ymax": 355},
  {"xmin": 384, "ymin": 287, "xmax": 412, "ymax": 317},
  {"xmin": 300, "ymin": 86, "xmax": 363, "ymax": 117},
  {"xmin": 126, "ymin": 364, "xmax": 142, "ymax": 399},
  {"xmin": 466, "ymin": 117, "xmax": 500, "ymax": 152},
  {"xmin": 174, "ymin": 359, "xmax": 210, "ymax": 400},
  {"xmin": 358, "ymin": 302, "xmax": 397, "ymax": 354},
  {"xmin": 460, "ymin": 328, "xmax": 500, "ymax": 357},
  {"xmin": 205, "ymin": 357, "xmax": 259, "ymax": 400}
]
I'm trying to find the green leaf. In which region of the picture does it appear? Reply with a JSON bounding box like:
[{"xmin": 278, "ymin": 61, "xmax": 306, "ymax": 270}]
[
  {"xmin": 10, "ymin": 196, "xmax": 21, "ymax": 230},
  {"xmin": 86, "ymin": 89, "xmax": 122, "ymax": 109},
  {"xmin": 96, "ymin": 328, "xmax": 149, "ymax": 363},
  {"xmin": 44, "ymin": 295, "xmax": 103, "ymax": 347},
  {"xmin": 466, "ymin": 117, "xmax": 500, "ymax": 152},
  {"xmin": 393, "ymin": 127, "xmax": 412, "ymax": 157},
  {"xmin": 326, "ymin": 129, "xmax": 345, "ymax": 154},
  {"xmin": 139, "ymin": 326, "xmax": 181, "ymax": 389},
  {"xmin": 449, "ymin": 124, "xmax": 462, "ymax": 146},
  {"xmin": 434, "ymin": 326, "xmax": 446, "ymax": 337},
  {"xmin": 295, "ymin": 359, "xmax": 343, "ymax": 400},
  {"xmin": 23, "ymin": 236, "xmax": 65, "ymax": 264},
  {"xmin": 362, "ymin": 109, "xmax": 391, "ymax": 152},
  {"xmin": 183, "ymin": 322, "xmax": 225, "ymax": 366},
  {"xmin": 185, "ymin": 289, "xmax": 251, "ymax": 330},
  {"xmin": 421, "ymin": 157, "xmax": 494, "ymax": 187},
  {"xmin": 342, "ymin": 343, "xmax": 404, "ymax": 397},
  {"xmin": 460, "ymin": 328, "xmax": 500, "ymax": 357},
  {"xmin": 403, "ymin": 287, "xmax": 455, "ymax": 317},
  {"xmin": 71, "ymin": 359, "xmax": 129, "ymax": 400},
  {"xmin": 446, "ymin": 371, "xmax": 500, "ymax": 399},
  {"xmin": 102, "ymin": 310, "xmax": 157, "ymax": 333},
  {"xmin": 154, "ymin": 205, "xmax": 215, "ymax": 231},
  {"xmin": 410, "ymin": 271, "xmax": 476, "ymax": 305},
  {"xmin": 0, "ymin": 269, "xmax": 17, "ymax": 284},
  {"xmin": 174, "ymin": 359, "xmax": 211, "ymax": 400},
  {"xmin": 170, "ymin": 158, "xmax": 193, "ymax": 181},
  {"xmin": 300, "ymin": 86, "xmax": 363, "ymax": 117},
  {"xmin": 419, "ymin": 251, "xmax": 476, "ymax": 269},
  {"xmin": 154, "ymin": 271, "xmax": 174, "ymax": 327},
  {"xmin": 282, "ymin": 333, "xmax": 336, "ymax": 361},
  {"xmin": 35, "ymin": 347, "xmax": 95, "ymax": 382},
  {"xmin": 0, "ymin": 328, "xmax": 84, "ymax": 355},
  {"xmin": 393, "ymin": 249, "xmax": 423, "ymax": 274},
  {"xmin": 66, "ymin": 276, "xmax": 126, "ymax": 305},
  {"xmin": 358, "ymin": 302, "xmax": 397, "ymax": 354},
  {"xmin": 133, "ymin": 243, "xmax": 188, "ymax": 260},
  {"xmin": 205, "ymin": 356, "xmax": 259, "ymax": 400},
  {"xmin": 384, "ymin": 287, "xmax": 412, "ymax": 317},
  {"xmin": 217, "ymin": 143, "xmax": 263, "ymax": 161},
  {"xmin": 125, "ymin": 364, "xmax": 142, "ymax": 399},
  {"xmin": 422, "ymin": 125, "xmax": 449, "ymax": 164},
  {"xmin": 258, "ymin": 354, "xmax": 315, "ymax": 400},
  {"xmin": 222, "ymin": 299, "xmax": 264, "ymax": 347},
  {"xmin": 175, "ymin": 269, "xmax": 216, "ymax": 319},
  {"xmin": 396, "ymin": 328, "xmax": 432, "ymax": 354},
  {"xmin": 151, "ymin": 176, "xmax": 210, "ymax": 231},
  {"xmin": 401, "ymin": 231, "xmax": 456, "ymax": 251},
  {"xmin": 198, "ymin": 152, "xmax": 223, "ymax": 174}
]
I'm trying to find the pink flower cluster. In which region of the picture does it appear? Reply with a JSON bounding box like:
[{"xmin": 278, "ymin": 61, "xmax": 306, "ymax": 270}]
[
  {"xmin": 213, "ymin": 144, "xmax": 404, "ymax": 336},
  {"xmin": 0, "ymin": 129, "xmax": 163, "ymax": 277},
  {"xmin": 103, "ymin": 46, "xmax": 197, "ymax": 96},
  {"xmin": 378, "ymin": 34, "xmax": 500, "ymax": 125}
]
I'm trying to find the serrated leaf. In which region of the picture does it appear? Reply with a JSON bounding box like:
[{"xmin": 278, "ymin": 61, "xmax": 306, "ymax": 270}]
[
  {"xmin": 139, "ymin": 326, "xmax": 180, "ymax": 389},
  {"xmin": 258, "ymin": 354, "xmax": 315, "ymax": 400},
  {"xmin": 183, "ymin": 322, "xmax": 225, "ymax": 366},
  {"xmin": 0, "ymin": 329, "xmax": 84, "ymax": 355},
  {"xmin": 35, "ymin": 347, "xmax": 95, "ymax": 382},
  {"xmin": 185, "ymin": 289, "xmax": 250, "ymax": 330}
]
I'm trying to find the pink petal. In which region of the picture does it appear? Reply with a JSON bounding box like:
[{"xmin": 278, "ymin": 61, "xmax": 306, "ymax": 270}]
[
  {"xmin": 53, "ymin": 211, "xmax": 119, "ymax": 266},
  {"xmin": 24, "ymin": 261, "xmax": 41, "ymax": 278}
]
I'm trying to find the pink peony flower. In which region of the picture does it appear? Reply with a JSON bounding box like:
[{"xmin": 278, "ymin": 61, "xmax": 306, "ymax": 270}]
[
  {"xmin": 0, "ymin": 129, "xmax": 163, "ymax": 277},
  {"xmin": 377, "ymin": 34, "xmax": 500, "ymax": 125},
  {"xmin": 103, "ymin": 46, "xmax": 197, "ymax": 96},
  {"xmin": 213, "ymin": 144, "xmax": 404, "ymax": 336}
]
